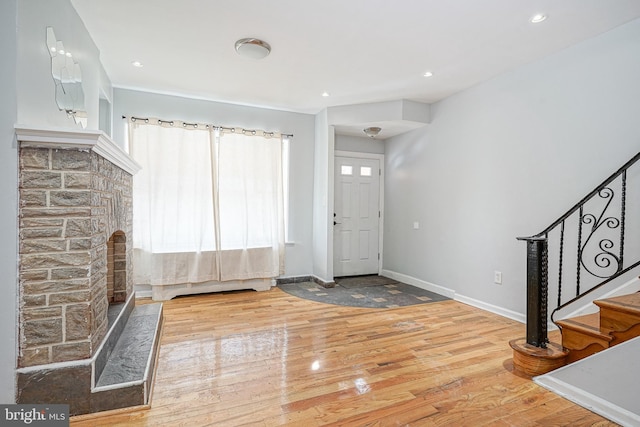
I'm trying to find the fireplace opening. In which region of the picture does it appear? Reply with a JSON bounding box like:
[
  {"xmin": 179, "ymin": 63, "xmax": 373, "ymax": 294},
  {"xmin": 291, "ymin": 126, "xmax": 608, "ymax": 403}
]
[{"xmin": 107, "ymin": 231, "xmax": 127, "ymax": 304}]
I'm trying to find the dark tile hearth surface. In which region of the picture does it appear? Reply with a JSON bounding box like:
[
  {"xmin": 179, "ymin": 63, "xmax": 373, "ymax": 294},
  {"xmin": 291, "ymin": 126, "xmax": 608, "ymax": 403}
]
[
  {"xmin": 107, "ymin": 302, "xmax": 126, "ymax": 328},
  {"xmin": 97, "ymin": 303, "xmax": 162, "ymax": 387},
  {"xmin": 278, "ymin": 275, "xmax": 449, "ymax": 308}
]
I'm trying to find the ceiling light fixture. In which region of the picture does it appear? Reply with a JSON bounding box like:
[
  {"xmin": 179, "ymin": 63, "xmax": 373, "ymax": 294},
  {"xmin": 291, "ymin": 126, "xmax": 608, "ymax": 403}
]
[
  {"xmin": 530, "ymin": 14, "xmax": 547, "ymax": 23},
  {"xmin": 132, "ymin": 61, "xmax": 144, "ymax": 68},
  {"xmin": 423, "ymin": 71, "xmax": 434, "ymax": 78},
  {"xmin": 322, "ymin": 91, "xmax": 330, "ymax": 97},
  {"xmin": 235, "ymin": 38, "xmax": 271, "ymax": 59},
  {"xmin": 363, "ymin": 127, "xmax": 382, "ymax": 138}
]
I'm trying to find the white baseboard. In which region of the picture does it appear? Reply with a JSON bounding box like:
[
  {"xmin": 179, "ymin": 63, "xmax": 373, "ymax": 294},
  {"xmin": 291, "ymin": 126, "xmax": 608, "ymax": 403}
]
[
  {"xmin": 381, "ymin": 269, "xmax": 455, "ymax": 298},
  {"xmin": 454, "ymin": 294, "xmax": 526, "ymax": 324},
  {"xmin": 534, "ymin": 375, "xmax": 640, "ymax": 427},
  {"xmin": 381, "ymin": 270, "xmax": 638, "ymax": 327},
  {"xmin": 381, "ymin": 269, "xmax": 526, "ymax": 324}
]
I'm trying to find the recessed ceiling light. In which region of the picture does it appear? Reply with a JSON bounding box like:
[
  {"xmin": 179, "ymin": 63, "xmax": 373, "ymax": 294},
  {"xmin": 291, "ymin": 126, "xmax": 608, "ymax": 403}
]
[
  {"xmin": 235, "ymin": 38, "xmax": 271, "ymax": 60},
  {"xmin": 530, "ymin": 14, "xmax": 547, "ymax": 23},
  {"xmin": 322, "ymin": 91, "xmax": 330, "ymax": 97},
  {"xmin": 132, "ymin": 61, "xmax": 144, "ymax": 68},
  {"xmin": 423, "ymin": 71, "xmax": 434, "ymax": 78}
]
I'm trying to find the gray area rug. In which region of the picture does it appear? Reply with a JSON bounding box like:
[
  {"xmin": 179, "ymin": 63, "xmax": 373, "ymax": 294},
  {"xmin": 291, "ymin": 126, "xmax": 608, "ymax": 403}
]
[
  {"xmin": 278, "ymin": 275, "xmax": 449, "ymax": 308},
  {"xmin": 335, "ymin": 275, "xmax": 398, "ymax": 288}
]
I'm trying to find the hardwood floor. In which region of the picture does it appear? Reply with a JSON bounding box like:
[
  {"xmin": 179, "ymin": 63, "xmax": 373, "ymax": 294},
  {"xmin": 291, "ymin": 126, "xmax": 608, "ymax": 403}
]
[{"xmin": 71, "ymin": 287, "xmax": 616, "ymax": 426}]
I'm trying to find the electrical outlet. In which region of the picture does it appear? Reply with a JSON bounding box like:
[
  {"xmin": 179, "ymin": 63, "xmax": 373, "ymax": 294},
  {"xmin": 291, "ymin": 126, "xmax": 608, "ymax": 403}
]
[{"xmin": 494, "ymin": 271, "xmax": 502, "ymax": 285}]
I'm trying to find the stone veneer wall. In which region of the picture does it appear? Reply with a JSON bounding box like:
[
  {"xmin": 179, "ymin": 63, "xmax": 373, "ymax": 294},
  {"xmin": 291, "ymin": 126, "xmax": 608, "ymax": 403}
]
[{"xmin": 18, "ymin": 146, "xmax": 133, "ymax": 368}]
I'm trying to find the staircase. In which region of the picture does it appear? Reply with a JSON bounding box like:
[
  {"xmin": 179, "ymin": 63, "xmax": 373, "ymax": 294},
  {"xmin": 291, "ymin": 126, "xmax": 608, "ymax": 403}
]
[
  {"xmin": 511, "ymin": 291, "xmax": 640, "ymax": 376},
  {"xmin": 558, "ymin": 291, "xmax": 640, "ymax": 364},
  {"xmin": 510, "ymin": 150, "xmax": 640, "ymax": 378}
]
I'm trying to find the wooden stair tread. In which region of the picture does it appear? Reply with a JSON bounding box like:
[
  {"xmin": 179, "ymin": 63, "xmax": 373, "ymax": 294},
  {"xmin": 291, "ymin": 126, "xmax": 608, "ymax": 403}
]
[
  {"xmin": 594, "ymin": 292, "xmax": 640, "ymax": 316},
  {"xmin": 556, "ymin": 313, "xmax": 613, "ymax": 341}
]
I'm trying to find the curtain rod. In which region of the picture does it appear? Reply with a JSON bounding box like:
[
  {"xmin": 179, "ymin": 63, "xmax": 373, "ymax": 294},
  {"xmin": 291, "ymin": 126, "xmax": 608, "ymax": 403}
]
[{"xmin": 122, "ymin": 115, "xmax": 293, "ymax": 139}]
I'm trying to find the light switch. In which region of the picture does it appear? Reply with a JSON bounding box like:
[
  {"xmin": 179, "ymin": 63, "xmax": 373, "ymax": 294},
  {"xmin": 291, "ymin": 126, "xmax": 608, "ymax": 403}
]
[{"xmin": 413, "ymin": 221, "xmax": 419, "ymax": 230}]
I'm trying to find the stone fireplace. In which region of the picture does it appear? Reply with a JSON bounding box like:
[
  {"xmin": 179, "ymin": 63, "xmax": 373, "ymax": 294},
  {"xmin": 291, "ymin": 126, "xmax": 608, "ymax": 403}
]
[
  {"xmin": 15, "ymin": 126, "xmax": 162, "ymax": 415},
  {"xmin": 17, "ymin": 126, "xmax": 136, "ymax": 367}
]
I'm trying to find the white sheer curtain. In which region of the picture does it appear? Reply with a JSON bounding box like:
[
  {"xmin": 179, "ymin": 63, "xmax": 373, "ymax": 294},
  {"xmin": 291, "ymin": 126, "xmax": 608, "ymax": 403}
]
[
  {"xmin": 129, "ymin": 119, "xmax": 285, "ymax": 286},
  {"xmin": 217, "ymin": 130, "xmax": 285, "ymax": 280}
]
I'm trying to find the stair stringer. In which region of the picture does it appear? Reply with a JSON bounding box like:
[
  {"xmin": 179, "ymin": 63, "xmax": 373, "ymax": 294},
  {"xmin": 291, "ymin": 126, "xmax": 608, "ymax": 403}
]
[{"xmin": 610, "ymin": 322, "xmax": 640, "ymax": 346}]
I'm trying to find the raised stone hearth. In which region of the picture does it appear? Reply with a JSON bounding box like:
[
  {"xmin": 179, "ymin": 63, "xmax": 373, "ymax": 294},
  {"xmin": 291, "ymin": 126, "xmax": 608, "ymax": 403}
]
[{"xmin": 14, "ymin": 126, "xmax": 162, "ymax": 415}]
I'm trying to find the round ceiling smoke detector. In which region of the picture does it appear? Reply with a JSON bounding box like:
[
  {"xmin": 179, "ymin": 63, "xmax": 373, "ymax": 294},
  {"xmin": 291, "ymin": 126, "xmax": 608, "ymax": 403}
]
[
  {"xmin": 235, "ymin": 38, "xmax": 271, "ymax": 59},
  {"xmin": 363, "ymin": 127, "xmax": 382, "ymax": 138}
]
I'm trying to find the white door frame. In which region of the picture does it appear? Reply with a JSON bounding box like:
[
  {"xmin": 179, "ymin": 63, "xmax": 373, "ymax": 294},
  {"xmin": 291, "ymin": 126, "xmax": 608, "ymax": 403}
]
[{"xmin": 334, "ymin": 150, "xmax": 385, "ymax": 276}]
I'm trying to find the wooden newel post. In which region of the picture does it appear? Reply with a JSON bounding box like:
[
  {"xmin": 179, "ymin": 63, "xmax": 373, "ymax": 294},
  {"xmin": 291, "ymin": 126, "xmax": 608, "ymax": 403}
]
[{"xmin": 526, "ymin": 238, "xmax": 548, "ymax": 348}]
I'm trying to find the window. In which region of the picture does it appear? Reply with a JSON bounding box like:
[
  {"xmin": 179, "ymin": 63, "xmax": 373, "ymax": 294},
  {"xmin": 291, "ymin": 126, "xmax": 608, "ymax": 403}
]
[
  {"xmin": 129, "ymin": 120, "xmax": 286, "ymax": 284},
  {"xmin": 341, "ymin": 165, "xmax": 353, "ymax": 175},
  {"xmin": 283, "ymin": 136, "xmax": 290, "ymax": 242}
]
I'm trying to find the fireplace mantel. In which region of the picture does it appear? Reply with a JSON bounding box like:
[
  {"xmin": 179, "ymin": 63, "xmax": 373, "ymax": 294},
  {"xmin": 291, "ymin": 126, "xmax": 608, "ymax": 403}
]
[{"xmin": 15, "ymin": 125, "xmax": 141, "ymax": 175}]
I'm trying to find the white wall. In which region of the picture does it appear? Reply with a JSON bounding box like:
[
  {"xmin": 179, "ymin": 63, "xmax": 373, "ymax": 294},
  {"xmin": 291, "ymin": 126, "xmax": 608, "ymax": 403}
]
[
  {"xmin": 335, "ymin": 134, "xmax": 385, "ymax": 154},
  {"xmin": 3, "ymin": 1, "xmax": 318, "ymax": 400},
  {"xmin": 112, "ymin": 89, "xmax": 315, "ymax": 277},
  {"xmin": 383, "ymin": 18, "xmax": 640, "ymax": 316},
  {"xmin": 311, "ymin": 111, "xmax": 333, "ymax": 282},
  {"xmin": 16, "ymin": 0, "xmax": 104, "ymax": 130},
  {"xmin": 0, "ymin": 0, "xmax": 109, "ymax": 401},
  {"xmin": 0, "ymin": 0, "xmax": 18, "ymax": 404}
]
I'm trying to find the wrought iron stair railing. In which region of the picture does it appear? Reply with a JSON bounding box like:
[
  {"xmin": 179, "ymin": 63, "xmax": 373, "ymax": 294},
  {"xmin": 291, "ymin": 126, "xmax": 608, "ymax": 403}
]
[{"xmin": 518, "ymin": 151, "xmax": 640, "ymax": 348}]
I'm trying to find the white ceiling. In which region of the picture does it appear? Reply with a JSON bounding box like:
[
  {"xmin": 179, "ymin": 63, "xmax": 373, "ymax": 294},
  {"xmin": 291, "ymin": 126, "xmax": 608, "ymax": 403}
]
[{"xmin": 71, "ymin": 0, "xmax": 640, "ymax": 131}]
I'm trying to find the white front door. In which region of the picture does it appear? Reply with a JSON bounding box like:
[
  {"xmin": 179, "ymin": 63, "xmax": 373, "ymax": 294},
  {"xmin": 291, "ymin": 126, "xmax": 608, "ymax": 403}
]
[{"xmin": 333, "ymin": 156, "xmax": 380, "ymax": 277}]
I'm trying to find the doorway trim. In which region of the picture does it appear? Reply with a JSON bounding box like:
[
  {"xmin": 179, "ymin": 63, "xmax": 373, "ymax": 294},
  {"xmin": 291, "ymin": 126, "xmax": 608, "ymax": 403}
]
[{"xmin": 334, "ymin": 150, "xmax": 385, "ymax": 276}]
